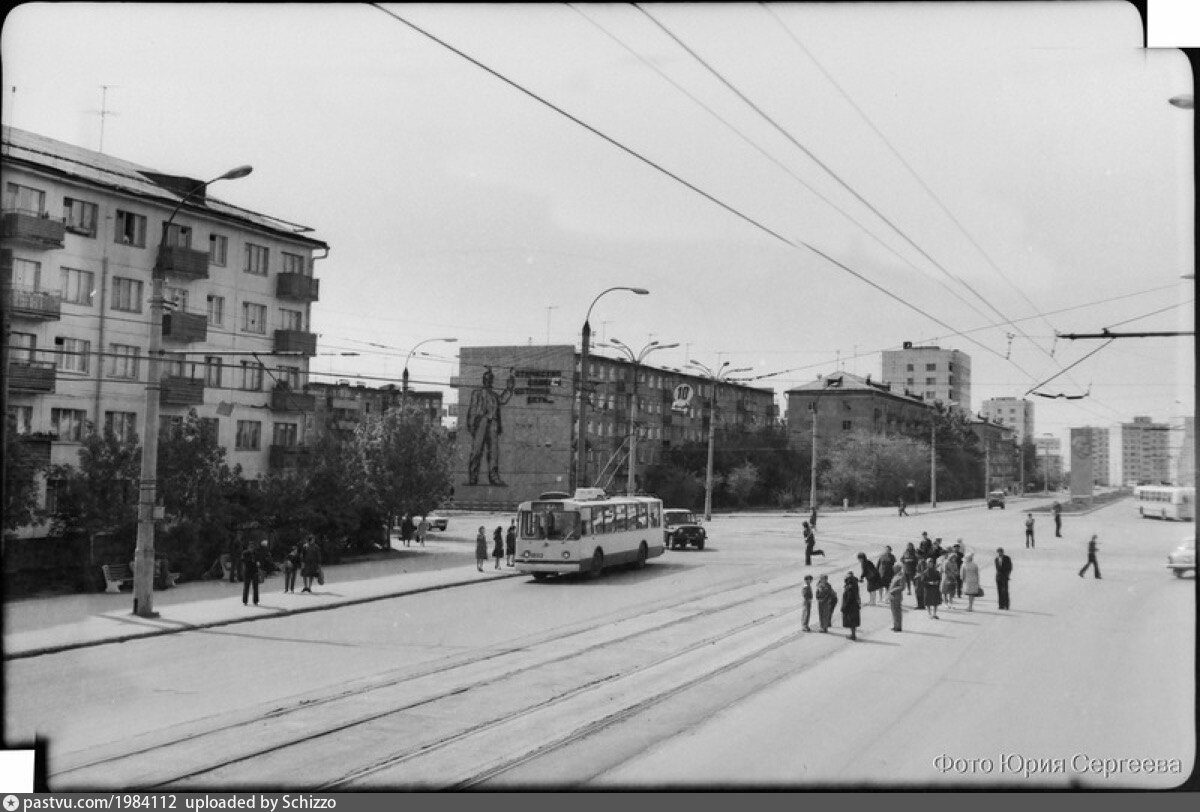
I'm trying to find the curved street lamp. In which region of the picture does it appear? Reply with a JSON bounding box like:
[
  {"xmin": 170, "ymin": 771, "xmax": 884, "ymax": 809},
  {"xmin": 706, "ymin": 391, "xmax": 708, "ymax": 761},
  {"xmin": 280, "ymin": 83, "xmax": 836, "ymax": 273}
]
[
  {"xmin": 688, "ymin": 359, "xmax": 751, "ymax": 520},
  {"xmin": 134, "ymin": 165, "xmax": 253, "ymax": 617},
  {"xmin": 575, "ymin": 287, "xmax": 648, "ymax": 490},
  {"xmin": 402, "ymin": 337, "xmax": 457, "ymax": 400},
  {"xmin": 608, "ymin": 338, "xmax": 679, "ymax": 495}
]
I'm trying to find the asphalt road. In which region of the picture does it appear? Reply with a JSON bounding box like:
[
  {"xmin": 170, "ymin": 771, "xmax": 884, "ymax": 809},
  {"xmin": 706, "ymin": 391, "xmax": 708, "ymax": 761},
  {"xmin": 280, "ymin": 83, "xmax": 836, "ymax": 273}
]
[{"xmin": 3, "ymin": 497, "xmax": 1193, "ymax": 790}]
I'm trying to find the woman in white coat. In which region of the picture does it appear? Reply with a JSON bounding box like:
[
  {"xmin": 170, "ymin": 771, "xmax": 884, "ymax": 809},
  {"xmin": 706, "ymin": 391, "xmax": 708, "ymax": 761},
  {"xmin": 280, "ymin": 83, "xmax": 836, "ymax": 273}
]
[{"xmin": 960, "ymin": 552, "xmax": 982, "ymax": 611}]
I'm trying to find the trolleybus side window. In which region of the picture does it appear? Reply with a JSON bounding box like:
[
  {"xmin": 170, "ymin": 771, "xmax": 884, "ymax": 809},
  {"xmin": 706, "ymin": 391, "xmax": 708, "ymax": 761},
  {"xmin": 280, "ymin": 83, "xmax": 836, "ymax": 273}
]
[
  {"xmin": 649, "ymin": 504, "xmax": 661, "ymax": 528},
  {"xmin": 613, "ymin": 504, "xmax": 628, "ymax": 532}
]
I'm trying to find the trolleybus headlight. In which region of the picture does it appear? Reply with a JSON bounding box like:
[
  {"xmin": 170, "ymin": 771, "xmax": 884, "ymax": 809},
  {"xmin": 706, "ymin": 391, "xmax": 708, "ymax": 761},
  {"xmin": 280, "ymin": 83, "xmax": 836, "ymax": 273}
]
[{"xmin": 562, "ymin": 551, "xmax": 571, "ymax": 560}]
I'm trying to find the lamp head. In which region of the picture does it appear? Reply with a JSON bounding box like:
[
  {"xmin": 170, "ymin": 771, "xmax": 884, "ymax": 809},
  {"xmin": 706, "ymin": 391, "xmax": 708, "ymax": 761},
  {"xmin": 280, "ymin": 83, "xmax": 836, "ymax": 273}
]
[
  {"xmin": 219, "ymin": 165, "xmax": 254, "ymax": 181},
  {"xmin": 631, "ymin": 288, "xmax": 649, "ymax": 295}
]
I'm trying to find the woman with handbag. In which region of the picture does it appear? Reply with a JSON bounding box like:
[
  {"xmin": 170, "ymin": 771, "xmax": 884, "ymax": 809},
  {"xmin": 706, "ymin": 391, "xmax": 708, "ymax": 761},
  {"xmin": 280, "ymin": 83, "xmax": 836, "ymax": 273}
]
[
  {"xmin": 300, "ymin": 537, "xmax": 322, "ymax": 593},
  {"xmin": 960, "ymin": 553, "xmax": 983, "ymax": 611}
]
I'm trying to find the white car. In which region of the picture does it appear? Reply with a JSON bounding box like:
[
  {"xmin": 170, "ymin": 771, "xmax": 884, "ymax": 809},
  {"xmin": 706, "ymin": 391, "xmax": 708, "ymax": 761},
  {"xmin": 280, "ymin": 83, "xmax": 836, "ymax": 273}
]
[
  {"xmin": 1167, "ymin": 537, "xmax": 1195, "ymax": 578},
  {"xmin": 422, "ymin": 514, "xmax": 449, "ymax": 532}
]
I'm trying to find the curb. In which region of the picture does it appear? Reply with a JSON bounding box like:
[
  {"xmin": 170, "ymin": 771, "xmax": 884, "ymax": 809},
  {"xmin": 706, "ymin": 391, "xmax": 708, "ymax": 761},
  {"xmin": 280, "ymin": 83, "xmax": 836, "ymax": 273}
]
[{"xmin": 4, "ymin": 569, "xmax": 523, "ymax": 661}]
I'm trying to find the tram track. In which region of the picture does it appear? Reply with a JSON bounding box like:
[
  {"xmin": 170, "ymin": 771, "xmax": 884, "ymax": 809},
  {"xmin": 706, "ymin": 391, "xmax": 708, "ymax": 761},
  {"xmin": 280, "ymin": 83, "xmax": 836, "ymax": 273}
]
[{"xmin": 51, "ymin": 563, "xmax": 820, "ymax": 790}]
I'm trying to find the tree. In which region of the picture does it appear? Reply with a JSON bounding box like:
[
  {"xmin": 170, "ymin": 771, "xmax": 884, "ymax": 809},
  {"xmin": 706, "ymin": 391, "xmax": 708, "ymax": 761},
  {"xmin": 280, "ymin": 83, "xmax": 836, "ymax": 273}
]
[
  {"xmin": 353, "ymin": 403, "xmax": 453, "ymax": 546},
  {"xmin": 822, "ymin": 431, "xmax": 927, "ymax": 506},
  {"xmin": 45, "ymin": 425, "xmax": 140, "ymax": 538},
  {"xmin": 725, "ymin": 461, "xmax": 760, "ymax": 508},
  {"xmin": 3, "ymin": 420, "xmax": 46, "ymax": 534}
]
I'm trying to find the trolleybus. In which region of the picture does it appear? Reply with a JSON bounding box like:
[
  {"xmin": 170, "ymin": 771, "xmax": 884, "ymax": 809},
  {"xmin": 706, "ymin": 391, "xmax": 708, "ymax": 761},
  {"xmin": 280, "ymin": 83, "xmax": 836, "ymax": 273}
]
[
  {"xmin": 1133, "ymin": 485, "xmax": 1195, "ymax": 521},
  {"xmin": 515, "ymin": 488, "xmax": 665, "ymax": 579}
]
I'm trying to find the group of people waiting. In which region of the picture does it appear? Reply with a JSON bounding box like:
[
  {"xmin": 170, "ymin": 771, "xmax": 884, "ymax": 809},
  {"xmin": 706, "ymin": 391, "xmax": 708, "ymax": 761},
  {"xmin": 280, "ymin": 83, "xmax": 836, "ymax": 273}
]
[
  {"xmin": 476, "ymin": 522, "xmax": 517, "ymax": 571},
  {"xmin": 800, "ymin": 530, "xmax": 1012, "ymax": 640}
]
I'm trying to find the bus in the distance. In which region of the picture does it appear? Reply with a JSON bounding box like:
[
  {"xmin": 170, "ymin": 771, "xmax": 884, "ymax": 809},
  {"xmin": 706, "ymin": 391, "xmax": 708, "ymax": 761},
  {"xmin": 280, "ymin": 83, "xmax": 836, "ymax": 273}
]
[
  {"xmin": 515, "ymin": 488, "xmax": 665, "ymax": 579},
  {"xmin": 1133, "ymin": 485, "xmax": 1195, "ymax": 521}
]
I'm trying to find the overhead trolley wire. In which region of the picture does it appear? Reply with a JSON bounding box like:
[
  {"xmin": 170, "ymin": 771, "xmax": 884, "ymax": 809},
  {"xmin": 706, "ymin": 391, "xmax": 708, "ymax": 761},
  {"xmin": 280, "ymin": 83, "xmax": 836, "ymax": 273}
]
[
  {"xmin": 759, "ymin": 3, "xmax": 1067, "ymax": 366},
  {"xmin": 369, "ymin": 4, "xmax": 1010, "ymax": 373}
]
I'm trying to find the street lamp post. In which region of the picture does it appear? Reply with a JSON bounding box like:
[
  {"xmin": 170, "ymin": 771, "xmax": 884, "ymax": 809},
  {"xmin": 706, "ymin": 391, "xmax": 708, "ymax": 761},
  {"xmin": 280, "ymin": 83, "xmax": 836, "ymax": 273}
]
[
  {"xmin": 688, "ymin": 359, "xmax": 751, "ymax": 521},
  {"xmin": 574, "ymin": 287, "xmax": 648, "ymax": 491},
  {"xmin": 607, "ymin": 338, "xmax": 679, "ymax": 495},
  {"xmin": 402, "ymin": 337, "xmax": 457, "ymax": 402},
  {"xmin": 132, "ymin": 164, "xmax": 252, "ymax": 618}
]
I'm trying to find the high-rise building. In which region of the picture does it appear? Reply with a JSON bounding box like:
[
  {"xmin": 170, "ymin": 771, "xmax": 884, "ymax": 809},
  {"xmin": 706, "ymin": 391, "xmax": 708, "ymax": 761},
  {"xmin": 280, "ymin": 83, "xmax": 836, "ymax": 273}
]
[
  {"xmin": 3, "ymin": 126, "xmax": 328, "ymax": 539},
  {"xmin": 1033, "ymin": 433, "xmax": 1063, "ymax": 488},
  {"xmin": 880, "ymin": 342, "xmax": 971, "ymax": 411},
  {"xmin": 1070, "ymin": 426, "xmax": 1111, "ymax": 487},
  {"xmin": 1111, "ymin": 416, "xmax": 1172, "ymax": 486},
  {"xmin": 1173, "ymin": 416, "xmax": 1195, "ymax": 486},
  {"xmin": 981, "ymin": 397, "xmax": 1035, "ymax": 445}
]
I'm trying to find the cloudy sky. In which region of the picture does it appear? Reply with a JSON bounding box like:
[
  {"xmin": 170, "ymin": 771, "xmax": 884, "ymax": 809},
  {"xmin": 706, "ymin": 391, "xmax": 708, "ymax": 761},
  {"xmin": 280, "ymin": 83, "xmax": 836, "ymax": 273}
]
[{"xmin": 2, "ymin": 2, "xmax": 1194, "ymax": 458}]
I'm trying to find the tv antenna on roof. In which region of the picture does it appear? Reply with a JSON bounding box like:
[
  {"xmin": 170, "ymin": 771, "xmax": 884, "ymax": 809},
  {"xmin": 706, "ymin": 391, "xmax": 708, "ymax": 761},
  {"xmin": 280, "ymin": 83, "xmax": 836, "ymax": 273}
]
[{"xmin": 94, "ymin": 85, "xmax": 119, "ymax": 153}]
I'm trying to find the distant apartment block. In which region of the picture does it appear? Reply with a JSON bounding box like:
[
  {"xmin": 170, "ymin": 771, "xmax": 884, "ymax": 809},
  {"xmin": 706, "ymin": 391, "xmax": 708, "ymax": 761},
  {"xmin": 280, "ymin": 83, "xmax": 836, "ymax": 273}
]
[
  {"xmin": 981, "ymin": 397, "xmax": 1035, "ymax": 446},
  {"xmin": 881, "ymin": 343, "xmax": 971, "ymax": 412}
]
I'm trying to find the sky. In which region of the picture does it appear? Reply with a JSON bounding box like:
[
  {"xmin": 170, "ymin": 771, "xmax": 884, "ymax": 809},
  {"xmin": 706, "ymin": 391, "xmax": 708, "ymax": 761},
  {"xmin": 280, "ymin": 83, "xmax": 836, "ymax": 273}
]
[{"xmin": 1, "ymin": 2, "xmax": 1195, "ymax": 464}]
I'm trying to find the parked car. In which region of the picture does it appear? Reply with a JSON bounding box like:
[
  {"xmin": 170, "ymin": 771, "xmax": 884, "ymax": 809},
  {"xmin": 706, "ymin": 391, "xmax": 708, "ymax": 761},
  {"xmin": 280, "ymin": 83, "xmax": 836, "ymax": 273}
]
[
  {"xmin": 1167, "ymin": 536, "xmax": 1195, "ymax": 578},
  {"xmin": 663, "ymin": 509, "xmax": 706, "ymax": 550},
  {"xmin": 987, "ymin": 491, "xmax": 1007, "ymax": 509},
  {"xmin": 422, "ymin": 514, "xmax": 449, "ymax": 532}
]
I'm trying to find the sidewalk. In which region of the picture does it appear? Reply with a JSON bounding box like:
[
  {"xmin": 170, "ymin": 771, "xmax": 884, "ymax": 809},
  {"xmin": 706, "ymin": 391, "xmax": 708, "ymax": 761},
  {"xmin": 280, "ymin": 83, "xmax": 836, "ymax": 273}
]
[{"xmin": 3, "ymin": 539, "xmax": 521, "ymax": 661}]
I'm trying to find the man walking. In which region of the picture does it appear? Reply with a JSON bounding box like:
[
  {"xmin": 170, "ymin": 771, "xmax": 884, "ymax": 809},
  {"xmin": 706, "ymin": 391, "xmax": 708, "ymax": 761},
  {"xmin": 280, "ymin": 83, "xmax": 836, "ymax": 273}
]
[
  {"xmin": 1024, "ymin": 513, "xmax": 1036, "ymax": 549},
  {"xmin": 802, "ymin": 521, "xmax": 824, "ymax": 566},
  {"xmin": 994, "ymin": 547, "xmax": 1013, "ymax": 610},
  {"xmin": 1053, "ymin": 501, "xmax": 1063, "ymax": 537},
  {"xmin": 1078, "ymin": 534, "xmax": 1101, "ymax": 579},
  {"xmin": 897, "ymin": 496, "xmax": 908, "ymax": 517}
]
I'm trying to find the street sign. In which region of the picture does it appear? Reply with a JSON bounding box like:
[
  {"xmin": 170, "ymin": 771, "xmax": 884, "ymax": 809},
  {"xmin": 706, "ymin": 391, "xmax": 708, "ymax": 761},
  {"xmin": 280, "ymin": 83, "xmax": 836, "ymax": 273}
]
[{"xmin": 672, "ymin": 383, "xmax": 693, "ymax": 412}]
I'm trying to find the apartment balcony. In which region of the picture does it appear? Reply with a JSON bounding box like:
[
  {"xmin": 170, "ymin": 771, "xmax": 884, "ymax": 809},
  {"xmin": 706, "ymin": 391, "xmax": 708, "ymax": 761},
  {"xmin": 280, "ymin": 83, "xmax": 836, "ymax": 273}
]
[
  {"xmin": 7, "ymin": 360, "xmax": 56, "ymax": 393},
  {"xmin": 159, "ymin": 375, "xmax": 205, "ymax": 406},
  {"xmin": 269, "ymin": 444, "xmax": 313, "ymax": 470},
  {"xmin": 16, "ymin": 433, "xmax": 55, "ymax": 468},
  {"xmin": 270, "ymin": 388, "xmax": 317, "ymax": 412},
  {"xmin": 161, "ymin": 310, "xmax": 207, "ymax": 343},
  {"xmin": 276, "ymin": 273, "xmax": 320, "ymax": 302},
  {"xmin": 155, "ymin": 244, "xmax": 210, "ymax": 281},
  {"xmin": 274, "ymin": 329, "xmax": 317, "ymax": 356},
  {"xmin": 4, "ymin": 287, "xmax": 61, "ymax": 321},
  {"xmin": 328, "ymin": 418, "xmax": 359, "ymax": 432},
  {"xmin": 1, "ymin": 211, "xmax": 66, "ymax": 249}
]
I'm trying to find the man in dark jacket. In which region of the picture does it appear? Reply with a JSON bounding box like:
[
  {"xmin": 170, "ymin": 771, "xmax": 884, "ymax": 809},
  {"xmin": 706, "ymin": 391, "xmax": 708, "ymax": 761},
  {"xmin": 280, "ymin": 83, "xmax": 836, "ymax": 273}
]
[
  {"xmin": 1078, "ymin": 535, "xmax": 1101, "ymax": 579},
  {"xmin": 241, "ymin": 542, "xmax": 260, "ymax": 606},
  {"xmin": 994, "ymin": 547, "xmax": 1013, "ymax": 610}
]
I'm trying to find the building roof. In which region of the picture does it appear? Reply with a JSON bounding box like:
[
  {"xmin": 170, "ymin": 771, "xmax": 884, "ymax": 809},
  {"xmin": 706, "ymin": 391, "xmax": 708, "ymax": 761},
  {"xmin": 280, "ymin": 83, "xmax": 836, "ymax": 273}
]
[
  {"xmin": 1, "ymin": 125, "xmax": 327, "ymax": 248},
  {"xmin": 785, "ymin": 371, "xmax": 924, "ymax": 404}
]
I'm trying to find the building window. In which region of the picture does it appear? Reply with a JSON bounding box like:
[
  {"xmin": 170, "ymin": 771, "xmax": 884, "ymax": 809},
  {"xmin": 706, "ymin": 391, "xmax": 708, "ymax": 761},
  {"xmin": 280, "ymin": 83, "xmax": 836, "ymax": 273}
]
[
  {"xmin": 108, "ymin": 344, "xmax": 140, "ymax": 379},
  {"xmin": 161, "ymin": 222, "xmax": 191, "ymax": 248},
  {"xmin": 236, "ymin": 420, "xmax": 261, "ymax": 450},
  {"xmin": 159, "ymin": 414, "xmax": 184, "ymax": 438},
  {"xmin": 241, "ymin": 302, "xmax": 266, "ymax": 334},
  {"xmin": 205, "ymin": 356, "xmax": 223, "ymax": 387},
  {"xmin": 162, "ymin": 351, "xmax": 188, "ymax": 378},
  {"xmin": 240, "ymin": 360, "xmax": 264, "ymax": 391},
  {"xmin": 164, "ymin": 286, "xmax": 189, "ymax": 312},
  {"xmin": 281, "ymin": 252, "xmax": 307, "ymax": 275},
  {"xmin": 279, "ymin": 308, "xmax": 304, "ymax": 331},
  {"xmin": 200, "ymin": 417, "xmax": 220, "ymax": 443},
  {"xmin": 906, "ymin": 364, "xmax": 914, "ymax": 372},
  {"xmin": 115, "ymin": 210, "xmax": 147, "ymax": 247},
  {"xmin": 277, "ymin": 365, "xmax": 301, "ymax": 390},
  {"xmin": 4, "ymin": 182, "xmax": 46, "ymax": 215},
  {"xmin": 926, "ymin": 377, "xmax": 936, "ymax": 385},
  {"xmin": 13, "ymin": 260, "xmax": 44, "ymax": 293},
  {"xmin": 111, "ymin": 277, "xmax": 144, "ymax": 312},
  {"xmin": 906, "ymin": 378, "xmax": 915, "ymax": 386},
  {"xmin": 272, "ymin": 422, "xmax": 298, "ymax": 447},
  {"xmin": 57, "ymin": 337, "xmax": 91, "ymax": 373},
  {"xmin": 244, "ymin": 243, "xmax": 269, "ymax": 276},
  {"xmin": 209, "ymin": 234, "xmax": 228, "ymax": 266},
  {"xmin": 104, "ymin": 411, "xmax": 138, "ymax": 443},
  {"xmin": 10, "ymin": 332, "xmax": 36, "ymax": 362},
  {"xmin": 207, "ymin": 295, "xmax": 225, "ymax": 326},
  {"xmin": 925, "ymin": 363, "xmax": 937, "ymax": 371},
  {"xmin": 9, "ymin": 405, "xmax": 33, "ymax": 435},
  {"xmin": 842, "ymin": 421, "xmax": 852, "ymax": 430},
  {"xmin": 51, "ymin": 408, "xmax": 88, "ymax": 441},
  {"xmin": 63, "ymin": 197, "xmax": 98, "ymax": 237},
  {"xmin": 60, "ymin": 267, "xmax": 95, "ymax": 306}
]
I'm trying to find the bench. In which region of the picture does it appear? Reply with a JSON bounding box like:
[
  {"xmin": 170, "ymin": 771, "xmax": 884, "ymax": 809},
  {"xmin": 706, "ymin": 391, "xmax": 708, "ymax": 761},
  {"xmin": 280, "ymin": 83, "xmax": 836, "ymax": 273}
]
[
  {"xmin": 101, "ymin": 563, "xmax": 134, "ymax": 593},
  {"xmin": 101, "ymin": 561, "xmax": 181, "ymax": 592}
]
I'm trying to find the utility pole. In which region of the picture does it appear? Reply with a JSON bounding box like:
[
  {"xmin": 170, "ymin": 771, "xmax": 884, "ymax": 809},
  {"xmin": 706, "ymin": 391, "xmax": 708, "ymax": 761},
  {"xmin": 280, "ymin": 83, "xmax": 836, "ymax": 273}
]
[
  {"xmin": 930, "ymin": 419, "xmax": 937, "ymax": 508},
  {"xmin": 809, "ymin": 402, "xmax": 818, "ymax": 510}
]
